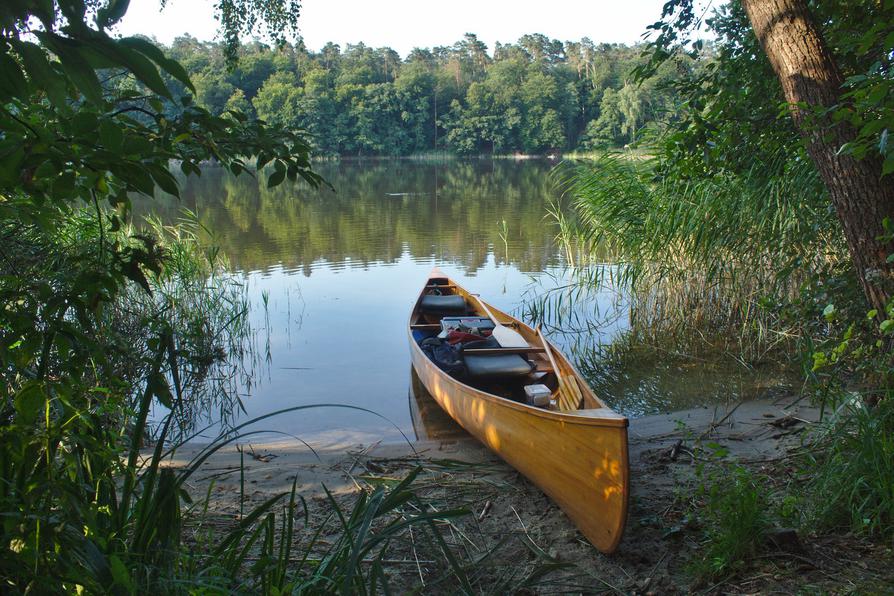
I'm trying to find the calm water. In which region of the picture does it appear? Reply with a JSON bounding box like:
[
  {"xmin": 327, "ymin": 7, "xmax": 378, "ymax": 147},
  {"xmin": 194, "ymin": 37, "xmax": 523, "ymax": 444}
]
[{"xmin": 139, "ymin": 159, "xmax": 792, "ymax": 445}]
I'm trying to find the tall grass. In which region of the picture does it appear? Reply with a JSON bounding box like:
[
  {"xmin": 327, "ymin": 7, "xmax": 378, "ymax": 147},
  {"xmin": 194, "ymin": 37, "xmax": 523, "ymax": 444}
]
[
  {"xmin": 802, "ymin": 395, "xmax": 894, "ymax": 537},
  {"xmin": 690, "ymin": 462, "xmax": 770, "ymax": 581},
  {"xmin": 0, "ymin": 209, "xmax": 578, "ymax": 593},
  {"xmin": 116, "ymin": 212, "xmax": 256, "ymax": 438},
  {"xmin": 551, "ymin": 152, "xmax": 846, "ymax": 362}
]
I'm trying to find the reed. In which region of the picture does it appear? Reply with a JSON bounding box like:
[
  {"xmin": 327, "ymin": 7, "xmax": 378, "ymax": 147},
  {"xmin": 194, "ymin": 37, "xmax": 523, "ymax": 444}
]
[
  {"xmin": 110, "ymin": 211, "xmax": 255, "ymax": 438},
  {"xmin": 803, "ymin": 397, "xmax": 894, "ymax": 537},
  {"xmin": 550, "ymin": 152, "xmax": 845, "ymax": 363}
]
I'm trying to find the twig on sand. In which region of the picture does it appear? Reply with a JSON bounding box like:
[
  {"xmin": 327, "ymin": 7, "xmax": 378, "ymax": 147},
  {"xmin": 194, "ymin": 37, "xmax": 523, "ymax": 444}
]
[
  {"xmin": 646, "ymin": 551, "xmax": 668, "ymax": 585},
  {"xmin": 478, "ymin": 500, "xmax": 492, "ymax": 521},
  {"xmin": 409, "ymin": 525, "xmax": 425, "ymax": 586},
  {"xmin": 510, "ymin": 504, "xmax": 538, "ymax": 550},
  {"xmin": 699, "ymin": 400, "xmax": 744, "ymax": 439},
  {"xmin": 347, "ymin": 441, "xmax": 382, "ymax": 473}
]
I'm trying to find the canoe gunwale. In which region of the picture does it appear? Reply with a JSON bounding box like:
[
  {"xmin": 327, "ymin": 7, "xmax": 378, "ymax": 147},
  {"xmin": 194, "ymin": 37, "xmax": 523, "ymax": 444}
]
[
  {"xmin": 408, "ymin": 276, "xmax": 628, "ymax": 429},
  {"xmin": 408, "ymin": 336, "xmax": 628, "ymax": 428},
  {"xmin": 407, "ymin": 271, "xmax": 630, "ymax": 553}
]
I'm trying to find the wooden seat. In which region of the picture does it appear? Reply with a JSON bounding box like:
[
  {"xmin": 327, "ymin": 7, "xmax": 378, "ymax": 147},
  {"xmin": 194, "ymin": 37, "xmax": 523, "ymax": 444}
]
[
  {"xmin": 420, "ymin": 294, "xmax": 467, "ymax": 315},
  {"xmin": 464, "ymin": 354, "xmax": 535, "ymax": 379},
  {"xmin": 462, "ymin": 347, "xmax": 545, "ymax": 355}
]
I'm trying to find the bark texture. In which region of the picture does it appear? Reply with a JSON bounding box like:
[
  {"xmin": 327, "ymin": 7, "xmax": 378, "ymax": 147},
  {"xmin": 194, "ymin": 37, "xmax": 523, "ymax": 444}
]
[{"xmin": 742, "ymin": 0, "xmax": 894, "ymax": 314}]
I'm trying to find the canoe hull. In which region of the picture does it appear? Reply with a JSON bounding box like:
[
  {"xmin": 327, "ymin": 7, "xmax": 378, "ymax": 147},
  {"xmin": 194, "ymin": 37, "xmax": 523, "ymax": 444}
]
[{"xmin": 408, "ymin": 327, "xmax": 629, "ymax": 553}]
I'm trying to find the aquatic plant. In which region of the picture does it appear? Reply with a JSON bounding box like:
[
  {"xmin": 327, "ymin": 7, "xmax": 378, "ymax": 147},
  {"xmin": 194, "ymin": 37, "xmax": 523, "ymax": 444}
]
[{"xmin": 550, "ymin": 152, "xmax": 845, "ymax": 363}]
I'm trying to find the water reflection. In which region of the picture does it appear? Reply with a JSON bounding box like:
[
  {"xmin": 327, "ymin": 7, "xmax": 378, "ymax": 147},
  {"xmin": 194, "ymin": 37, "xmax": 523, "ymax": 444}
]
[
  {"xmin": 408, "ymin": 367, "xmax": 468, "ymax": 441},
  {"xmin": 135, "ymin": 159, "xmax": 564, "ymax": 275},
  {"xmin": 136, "ymin": 159, "xmax": 793, "ymax": 443}
]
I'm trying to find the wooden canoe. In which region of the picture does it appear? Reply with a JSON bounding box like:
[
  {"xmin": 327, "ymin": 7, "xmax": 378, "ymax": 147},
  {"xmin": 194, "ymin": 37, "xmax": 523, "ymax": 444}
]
[{"xmin": 407, "ymin": 268, "xmax": 629, "ymax": 553}]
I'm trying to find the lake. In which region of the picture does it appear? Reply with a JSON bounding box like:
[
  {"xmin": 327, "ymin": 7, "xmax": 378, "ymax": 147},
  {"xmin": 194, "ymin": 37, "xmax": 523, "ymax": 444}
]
[{"xmin": 139, "ymin": 159, "xmax": 793, "ymax": 445}]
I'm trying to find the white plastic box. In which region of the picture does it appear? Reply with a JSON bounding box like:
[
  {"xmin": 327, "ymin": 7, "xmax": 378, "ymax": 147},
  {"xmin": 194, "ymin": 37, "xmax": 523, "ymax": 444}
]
[{"xmin": 524, "ymin": 384, "xmax": 552, "ymax": 407}]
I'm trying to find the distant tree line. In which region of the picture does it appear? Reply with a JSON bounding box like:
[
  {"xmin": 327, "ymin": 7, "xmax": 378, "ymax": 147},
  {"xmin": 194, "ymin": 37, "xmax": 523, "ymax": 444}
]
[{"xmin": 162, "ymin": 33, "xmax": 695, "ymax": 156}]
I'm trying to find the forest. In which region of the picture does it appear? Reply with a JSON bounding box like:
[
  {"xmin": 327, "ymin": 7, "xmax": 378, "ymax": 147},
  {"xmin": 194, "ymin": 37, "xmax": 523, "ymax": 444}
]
[
  {"xmin": 161, "ymin": 33, "xmax": 691, "ymax": 155},
  {"xmin": 2, "ymin": 0, "xmax": 894, "ymax": 592}
]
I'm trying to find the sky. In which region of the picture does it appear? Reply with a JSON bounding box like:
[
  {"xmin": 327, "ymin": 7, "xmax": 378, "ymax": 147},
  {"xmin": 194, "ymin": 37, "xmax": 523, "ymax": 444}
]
[{"xmin": 114, "ymin": 0, "xmax": 671, "ymax": 56}]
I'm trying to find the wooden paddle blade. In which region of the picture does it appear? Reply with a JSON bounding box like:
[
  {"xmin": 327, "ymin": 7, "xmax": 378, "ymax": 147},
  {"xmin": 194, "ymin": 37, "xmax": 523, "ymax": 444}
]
[
  {"xmin": 536, "ymin": 326, "xmax": 581, "ymax": 412},
  {"xmin": 474, "ymin": 296, "xmax": 529, "ymax": 348},
  {"xmin": 490, "ymin": 324, "xmax": 529, "ymax": 348},
  {"xmin": 557, "ymin": 376, "xmax": 583, "ymax": 411}
]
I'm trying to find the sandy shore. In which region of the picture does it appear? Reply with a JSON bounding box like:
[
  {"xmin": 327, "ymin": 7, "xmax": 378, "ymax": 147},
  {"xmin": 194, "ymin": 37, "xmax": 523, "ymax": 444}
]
[
  {"xmin": 157, "ymin": 394, "xmax": 894, "ymax": 592},
  {"xmin": 170, "ymin": 395, "xmax": 818, "ymax": 507}
]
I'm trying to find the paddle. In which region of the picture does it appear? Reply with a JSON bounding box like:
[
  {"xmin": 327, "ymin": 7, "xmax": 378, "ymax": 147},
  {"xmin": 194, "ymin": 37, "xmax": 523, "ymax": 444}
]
[
  {"xmin": 536, "ymin": 326, "xmax": 583, "ymax": 411},
  {"xmin": 473, "ymin": 295, "xmax": 529, "ymax": 348}
]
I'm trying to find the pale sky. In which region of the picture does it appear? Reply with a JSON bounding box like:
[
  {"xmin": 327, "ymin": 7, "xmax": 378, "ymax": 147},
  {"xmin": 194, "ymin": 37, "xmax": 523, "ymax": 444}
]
[{"xmin": 115, "ymin": 0, "xmax": 673, "ymax": 56}]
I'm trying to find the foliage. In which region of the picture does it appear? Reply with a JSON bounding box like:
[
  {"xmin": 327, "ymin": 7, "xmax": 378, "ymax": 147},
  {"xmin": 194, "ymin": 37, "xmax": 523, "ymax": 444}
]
[
  {"xmin": 689, "ymin": 456, "xmax": 770, "ymax": 581},
  {"xmin": 201, "ymin": 0, "xmax": 303, "ymax": 64},
  {"xmin": 557, "ymin": 0, "xmax": 894, "ymax": 350},
  {"xmin": 0, "ymin": 0, "xmax": 324, "ymax": 591},
  {"xmin": 802, "ymin": 397, "xmax": 894, "ymax": 538},
  {"xmin": 553, "ymin": 152, "xmax": 842, "ymax": 360},
  {"xmin": 807, "ymin": 291, "xmax": 894, "ymax": 411},
  {"xmin": 0, "ymin": 210, "xmax": 231, "ymax": 591},
  {"xmin": 802, "ymin": 264, "xmax": 894, "ymax": 537},
  {"xmin": 155, "ymin": 34, "xmax": 693, "ymax": 155},
  {"xmin": 638, "ymin": 0, "xmax": 894, "ymax": 181}
]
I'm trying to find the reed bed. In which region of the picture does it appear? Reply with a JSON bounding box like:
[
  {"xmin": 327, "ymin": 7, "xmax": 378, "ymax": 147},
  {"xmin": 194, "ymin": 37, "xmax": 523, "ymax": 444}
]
[{"xmin": 548, "ymin": 152, "xmax": 846, "ymax": 364}]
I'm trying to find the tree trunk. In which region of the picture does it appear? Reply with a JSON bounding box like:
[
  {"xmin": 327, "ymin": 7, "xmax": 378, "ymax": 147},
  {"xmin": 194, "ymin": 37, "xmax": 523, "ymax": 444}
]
[{"xmin": 741, "ymin": 0, "xmax": 894, "ymax": 315}]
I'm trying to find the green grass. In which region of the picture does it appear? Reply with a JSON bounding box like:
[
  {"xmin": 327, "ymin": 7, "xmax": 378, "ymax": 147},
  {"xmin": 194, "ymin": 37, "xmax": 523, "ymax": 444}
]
[
  {"xmin": 687, "ymin": 452, "xmax": 771, "ymax": 582},
  {"xmin": 803, "ymin": 397, "xmax": 894, "ymax": 537}
]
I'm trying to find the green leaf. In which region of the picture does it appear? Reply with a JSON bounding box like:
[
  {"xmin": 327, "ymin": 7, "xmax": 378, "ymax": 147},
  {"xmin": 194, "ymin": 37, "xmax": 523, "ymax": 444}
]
[
  {"xmin": 11, "ymin": 40, "xmax": 68, "ymax": 108},
  {"xmin": 0, "ymin": 148, "xmax": 25, "ymax": 186},
  {"xmin": 109, "ymin": 555, "xmax": 134, "ymax": 590},
  {"xmin": 148, "ymin": 165, "xmax": 180, "ymax": 198},
  {"xmin": 121, "ymin": 134, "xmax": 153, "ymax": 156},
  {"xmin": 96, "ymin": 0, "xmax": 131, "ymax": 29},
  {"xmin": 0, "ymin": 52, "xmax": 28, "ymax": 101},
  {"xmin": 101, "ymin": 41, "xmax": 172, "ymax": 99},
  {"xmin": 120, "ymin": 37, "xmax": 195, "ymax": 93},
  {"xmin": 31, "ymin": 0, "xmax": 55, "ymax": 25},
  {"xmin": 880, "ymin": 319, "xmax": 894, "ymax": 334},
  {"xmin": 866, "ymin": 85, "xmax": 887, "ymax": 106},
  {"xmin": 99, "ymin": 119, "xmax": 124, "ymax": 152},
  {"xmin": 883, "ymin": 154, "xmax": 894, "ymax": 177},
  {"xmin": 267, "ymin": 168, "xmax": 286, "ymax": 188},
  {"xmin": 14, "ymin": 382, "xmax": 45, "ymax": 426},
  {"xmin": 72, "ymin": 111, "xmax": 99, "ymax": 136},
  {"xmin": 823, "ymin": 303, "xmax": 837, "ymax": 321},
  {"xmin": 36, "ymin": 33, "xmax": 104, "ymax": 105},
  {"xmin": 149, "ymin": 373, "xmax": 173, "ymax": 408}
]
